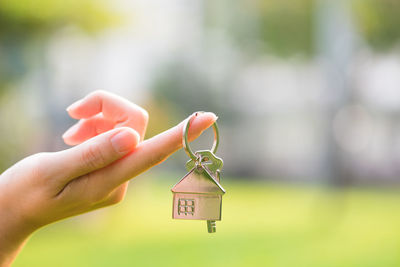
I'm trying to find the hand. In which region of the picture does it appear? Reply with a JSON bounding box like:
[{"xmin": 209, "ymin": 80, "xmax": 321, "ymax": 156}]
[{"xmin": 0, "ymin": 91, "xmax": 217, "ymax": 266}]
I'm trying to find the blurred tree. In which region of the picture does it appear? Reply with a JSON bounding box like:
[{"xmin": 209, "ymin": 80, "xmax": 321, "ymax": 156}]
[
  {"xmin": 152, "ymin": 0, "xmax": 400, "ymax": 180},
  {"xmin": 152, "ymin": 61, "xmax": 229, "ymax": 121},
  {"xmin": 0, "ymin": 0, "xmax": 118, "ymax": 94},
  {"xmin": 352, "ymin": 0, "xmax": 400, "ymax": 51},
  {"xmin": 0, "ymin": 0, "xmax": 118, "ymax": 172},
  {"xmin": 205, "ymin": 0, "xmax": 314, "ymax": 58},
  {"xmin": 204, "ymin": 0, "xmax": 400, "ymax": 58},
  {"xmin": 154, "ymin": 0, "xmax": 400, "ymax": 119}
]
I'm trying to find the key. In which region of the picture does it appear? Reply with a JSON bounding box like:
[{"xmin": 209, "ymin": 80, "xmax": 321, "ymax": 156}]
[
  {"xmin": 171, "ymin": 113, "xmax": 225, "ymax": 233},
  {"xmin": 185, "ymin": 150, "xmax": 223, "ymax": 175}
]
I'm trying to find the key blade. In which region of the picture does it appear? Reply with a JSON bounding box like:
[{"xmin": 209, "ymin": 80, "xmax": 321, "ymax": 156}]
[{"xmin": 207, "ymin": 220, "xmax": 216, "ymax": 233}]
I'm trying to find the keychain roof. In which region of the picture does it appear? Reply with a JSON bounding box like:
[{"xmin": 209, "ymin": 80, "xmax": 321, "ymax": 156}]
[{"xmin": 171, "ymin": 166, "xmax": 225, "ymax": 194}]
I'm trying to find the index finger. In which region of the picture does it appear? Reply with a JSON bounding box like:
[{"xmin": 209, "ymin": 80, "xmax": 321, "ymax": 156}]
[
  {"xmin": 66, "ymin": 90, "xmax": 149, "ymax": 140},
  {"xmin": 93, "ymin": 112, "xmax": 218, "ymax": 191}
]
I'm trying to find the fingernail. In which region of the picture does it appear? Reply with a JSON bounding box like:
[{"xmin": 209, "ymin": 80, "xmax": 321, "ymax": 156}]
[
  {"xmin": 62, "ymin": 124, "xmax": 79, "ymax": 139},
  {"xmin": 66, "ymin": 99, "xmax": 83, "ymax": 112},
  {"xmin": 111, "ymin": 129, "xmax": 139, "ymax": 154},
  {"xmin": 198, "ymin": 111, "xmax": 218, "ymax": 121}
]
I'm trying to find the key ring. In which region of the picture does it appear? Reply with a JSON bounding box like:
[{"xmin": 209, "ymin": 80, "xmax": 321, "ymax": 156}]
[{"xmin": 182, "ymin": 112, "xmax": 219, "ymax": 161}]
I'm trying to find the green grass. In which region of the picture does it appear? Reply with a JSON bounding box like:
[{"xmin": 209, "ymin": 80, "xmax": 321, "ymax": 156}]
[{"xmin": 13, "ymin": 173, "xmax": 400, "ymax": 267}]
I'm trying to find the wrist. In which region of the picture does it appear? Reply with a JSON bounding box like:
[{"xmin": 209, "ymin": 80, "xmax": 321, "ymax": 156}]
[{"xmin": 0, "ymin": 189, "xmax": 36, "ymax": 266}]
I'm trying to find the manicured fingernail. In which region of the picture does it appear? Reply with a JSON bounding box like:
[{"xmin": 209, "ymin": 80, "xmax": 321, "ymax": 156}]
[
  {"xmin": 111, "ymin": 129, "xmax": 140, "ymax": 154},
  {"xmin": 66, "ymin": 99, "xmax": 83, "ymax": 112},
  {"xmin": 62, "ymin": 124, "xmax": 79, "ymax": 139}
]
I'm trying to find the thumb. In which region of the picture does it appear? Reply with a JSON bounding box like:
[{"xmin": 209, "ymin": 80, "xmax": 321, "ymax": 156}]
[{"xmin": 51, "ymin": 127, "xmax": 140, "ymax": 184}]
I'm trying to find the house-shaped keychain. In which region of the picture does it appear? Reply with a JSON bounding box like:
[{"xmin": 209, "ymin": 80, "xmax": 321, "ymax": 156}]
[
  {"xmin": 173, "ymin": 113, "xmax": 226, "ymax": 233},
  {"xmin": 171, "ymin": 165, "xmax": 225, "ymax": 221}
]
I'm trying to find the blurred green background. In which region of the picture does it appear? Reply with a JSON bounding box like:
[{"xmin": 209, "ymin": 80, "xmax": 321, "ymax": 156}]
[
  {"xmin": 13, "ymin": 175, "xmax": 400, "ymax": 267},
  {"xmin": 2, "ymin": 0, "xmax": 400, "ymax": 266}
]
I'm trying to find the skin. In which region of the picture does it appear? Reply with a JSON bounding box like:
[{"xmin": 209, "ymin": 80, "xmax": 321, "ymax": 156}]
[{"xmin": 0, "ymin": 90, "xmax": 217, "ymax": 267}]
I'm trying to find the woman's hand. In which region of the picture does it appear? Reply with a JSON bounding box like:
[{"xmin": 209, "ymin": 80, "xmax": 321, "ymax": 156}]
[{"xmin": 0, "ymin": 91, "xmax": 217, "ymax": 266}]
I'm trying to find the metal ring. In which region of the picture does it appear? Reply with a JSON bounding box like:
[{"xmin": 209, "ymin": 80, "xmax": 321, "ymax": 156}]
[{"xmin": 182, "ymin": 112, "xmax": 219, "ymax": 161}]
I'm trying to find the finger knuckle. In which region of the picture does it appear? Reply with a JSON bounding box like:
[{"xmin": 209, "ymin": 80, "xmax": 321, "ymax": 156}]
[
  {"xmin": 140, "ymin": 107, "xmax": 149, "ymax": 123},
  {"xmin": 89, "ymin": 192, "xmax": 107, "ymax": 204},
  {"xmin": 81, "ymin": 145, "xmax": 108, "ymax": 170},
  {"xmin": 150, "ymin": 151, "xmax": 168, "ymax": 166},
  {"xmin": 83, "ymin": 188, "xmax": 107, "ymax": 205},
  {"xmin": 90, "ymin": 90, "xmax": 108, "ymax": 99},
  {"xmin": 29, "ymin": 152, "xmax": 51, "ymax": 180},
  {"xmin": 106, "ymin": 193, "xmax": 125, "ymax": 206},
  {"xmin": 127, "ymin": 105, "xmax": 148, "ymax": 126}
]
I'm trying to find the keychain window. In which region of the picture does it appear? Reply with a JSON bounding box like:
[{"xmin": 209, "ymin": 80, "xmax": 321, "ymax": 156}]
[{"xmin": 178, "ymin": 198, "xmax": 195, "ymax": 215}]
